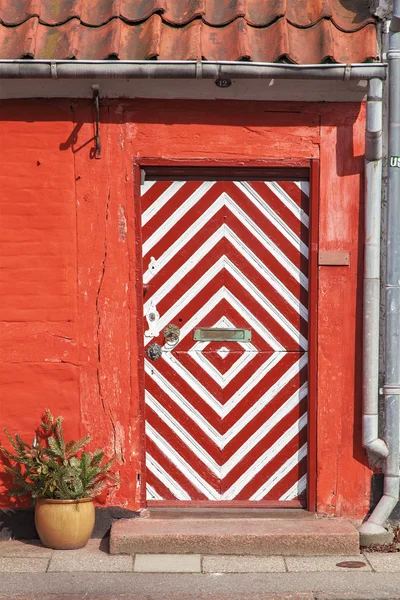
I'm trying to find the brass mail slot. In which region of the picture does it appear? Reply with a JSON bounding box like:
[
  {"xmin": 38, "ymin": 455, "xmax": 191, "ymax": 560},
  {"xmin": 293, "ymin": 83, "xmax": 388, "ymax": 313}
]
[{"xmin": 194, "ymin": 328, "xmax": 252, "ymax": 342}]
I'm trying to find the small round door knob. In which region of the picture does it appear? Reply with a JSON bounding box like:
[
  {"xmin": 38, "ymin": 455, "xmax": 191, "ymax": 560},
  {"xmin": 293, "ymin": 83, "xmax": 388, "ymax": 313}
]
[
  {"xmin": 146, "ymin": 343, "xmax": 163, "ymax": 361},
  {"xmin": 163, "ymin": 324, "xmax": 180, "ymax": 343}
]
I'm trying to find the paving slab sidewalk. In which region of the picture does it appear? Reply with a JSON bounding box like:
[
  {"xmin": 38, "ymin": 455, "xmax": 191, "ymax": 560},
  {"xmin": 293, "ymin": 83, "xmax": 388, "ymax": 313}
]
[
  {"xmin": 0, "ymin": 539, "xmax": 399, "ymax": 574},
  {"xmin": 0, "ymin": 540, "xmax": 399, "ymax": 599},
  {"xmin": 1, "ymin": 572, "xmax": 400, "ymax": 600},
  {"xmin": 0, "ymin": 595, "xmax": 315, "ymax": 600}
]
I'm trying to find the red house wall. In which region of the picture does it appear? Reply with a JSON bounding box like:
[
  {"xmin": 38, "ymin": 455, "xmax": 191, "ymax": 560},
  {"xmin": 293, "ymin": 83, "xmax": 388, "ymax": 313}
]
[{"xmin": 0, "ymin": 99, "xmax": 370, "ymax": 517}]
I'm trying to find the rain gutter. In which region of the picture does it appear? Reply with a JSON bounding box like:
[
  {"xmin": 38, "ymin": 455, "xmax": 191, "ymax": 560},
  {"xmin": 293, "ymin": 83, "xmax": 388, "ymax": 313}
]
[
  {"xmin": 360, "ymin": 0, "xmax": 400, "ymax": 542},
  {"xmin": 0, "ymin": 60, "xmax": 387, "ymax": 80}
]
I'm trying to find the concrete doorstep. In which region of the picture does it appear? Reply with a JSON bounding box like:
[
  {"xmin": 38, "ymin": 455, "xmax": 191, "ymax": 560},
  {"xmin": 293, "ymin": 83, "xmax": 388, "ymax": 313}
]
[{"xmin": 110, "ymin": 517, "xmax": 360, "ymax": 556}]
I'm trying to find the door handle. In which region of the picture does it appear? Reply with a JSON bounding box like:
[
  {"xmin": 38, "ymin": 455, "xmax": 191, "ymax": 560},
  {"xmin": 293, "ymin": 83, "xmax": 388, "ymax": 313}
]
[
  {"xmin": 146, "ymin": 343, "xmax": 163, "ymax": 361},
  {"xmin": 163, "ymin": 324, "xmax": 180, "ymax": 344}
]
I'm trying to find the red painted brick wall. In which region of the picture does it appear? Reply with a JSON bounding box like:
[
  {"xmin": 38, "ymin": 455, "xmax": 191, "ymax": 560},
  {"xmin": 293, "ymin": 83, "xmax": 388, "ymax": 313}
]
[{"xmin": 0, "ymin": 99, "xmax": 371, "ymax": 516}]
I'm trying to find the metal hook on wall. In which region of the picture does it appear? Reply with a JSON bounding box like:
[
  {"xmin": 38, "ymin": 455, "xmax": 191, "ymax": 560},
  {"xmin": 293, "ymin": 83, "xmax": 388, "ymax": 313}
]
[{"xmin": 92, "ymin": 85, "xmax": 101, "ymax": 159}]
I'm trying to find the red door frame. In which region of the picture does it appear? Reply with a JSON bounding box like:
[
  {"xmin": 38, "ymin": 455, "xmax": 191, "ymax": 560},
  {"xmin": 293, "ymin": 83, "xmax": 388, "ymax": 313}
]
[{"xmin": 133, "ymin": 158, "xmax": 319, "ymax": 511}]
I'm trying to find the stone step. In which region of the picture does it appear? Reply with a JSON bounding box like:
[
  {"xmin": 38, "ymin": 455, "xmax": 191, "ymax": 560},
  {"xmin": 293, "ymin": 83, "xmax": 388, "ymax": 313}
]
[{"xmin": 110, "ymin": 516, "xmax": 360, "ymax": 556}]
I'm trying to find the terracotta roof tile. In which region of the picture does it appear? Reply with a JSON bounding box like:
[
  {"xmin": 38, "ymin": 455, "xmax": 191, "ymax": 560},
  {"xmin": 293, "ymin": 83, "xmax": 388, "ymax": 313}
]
[
  {"xmin": 0, "ymin": 0, "xmax": 376, "ymax": 29},
  {"xmin": 0, "ymin": 1, "xmax": 378, "ymax": 64}
]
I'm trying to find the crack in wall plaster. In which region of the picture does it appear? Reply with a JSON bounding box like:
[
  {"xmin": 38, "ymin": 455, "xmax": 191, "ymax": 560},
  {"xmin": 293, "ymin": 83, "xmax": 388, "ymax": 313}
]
[
  {"xmin": 95, "ymin": 190, "xmax": 108, "ymax": 410},
  {"xmin": 47, "ymin": 333, "xmax": 73, "ymax": 341},
  {"xmin": 95, "ymin": 189, "xmax": 118, "ymax": 457},
  {"xmin": 59, "ymin": 359, "xmax": 80, "ymax": 367}
]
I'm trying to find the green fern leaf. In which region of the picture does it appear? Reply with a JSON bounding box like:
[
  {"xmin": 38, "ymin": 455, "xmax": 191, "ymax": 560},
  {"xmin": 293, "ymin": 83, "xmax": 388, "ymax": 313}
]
[
  {"xmin": 47, "ymin": 436, "xmax": 63, "ymax": 458},
  {"xmin": 54, "ymin": 417, "xmax": 65, "ymax": 455},
  {"xmin": 66, "ymin": 436, "xmax": 91, "ymax": 459},
  {"xmin": 88, "ymin": 481, "xmax": 107, "ymax": 497},
  {"xmin": 3, "ymin": 430, "xmax": 23, "ymax": 456},
  {"xmin": 91, "ymin": 450, "xmax": 104, "ymax": 467},
  {"xmin": 0, "ymin": 446, "xmax": 25, "ymax": 463}
]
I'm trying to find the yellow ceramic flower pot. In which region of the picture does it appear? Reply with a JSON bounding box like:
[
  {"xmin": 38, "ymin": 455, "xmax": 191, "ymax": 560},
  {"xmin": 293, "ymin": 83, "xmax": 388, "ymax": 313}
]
[{"xmin": 35, "ymin": 498, "xmax": 95, "ymax": 550}]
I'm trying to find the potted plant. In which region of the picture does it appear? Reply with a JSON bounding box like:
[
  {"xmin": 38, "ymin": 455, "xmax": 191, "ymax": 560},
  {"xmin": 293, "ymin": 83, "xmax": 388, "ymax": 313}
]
[{"xmin": 0, "ymin": 410, "xmax": 115, "ymax": 549}]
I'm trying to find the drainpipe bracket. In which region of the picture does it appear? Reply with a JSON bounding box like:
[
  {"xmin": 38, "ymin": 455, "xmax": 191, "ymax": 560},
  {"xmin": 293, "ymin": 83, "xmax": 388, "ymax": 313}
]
[
  {"xmin": 195, "ymin": 60, "xmax": 203, "ymax": 79},
  {"xmin": 343, "ymin": 64, "xmax": 352, "ymax": 80},
  {"xmin": 387, "ymin": 49, "xmax": 400, "ymax": 58},
  {"xmin": 50, "ymin": 61, "xmax": 58, "ymax": 79},
  {"xmin": 365, "ymin": 131, "xmax": 383, "ymax": 161},
  {"xmin": 389, "ymin": 16, "xmax": 400, "ymax": 34},
  {"xmin": 381, "ymin": 385, "xmax": 400, "ymax": 395}
]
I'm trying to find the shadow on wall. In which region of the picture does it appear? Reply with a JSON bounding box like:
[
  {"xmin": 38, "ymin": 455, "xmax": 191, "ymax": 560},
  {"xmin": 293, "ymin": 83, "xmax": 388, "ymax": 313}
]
[
  {"xmin": 368, "ymin": 473, "xmax": 400, "ymax": 523},
  {"xmin": 0, "ymin": 98, "xmax": 365, "ymax": 173},
  {"xmin": 336, "ymin": 108, "xmax": 363, "ymax": 177},
  {"xmin": 0, "ymin": 509, "xmax": 37, "ymax": 540},
  {"xmin": 339, "ymin": 0, "xmax": 376, "ymax": 25},
  {"xmin": 56, "ymin": 99, "xmax": 364, "ymax": 178},
  {"xmin": 0, "ymin": 506, "xmax": 139, "ymax": 541},
  {"xmin": 0, "ymin": 454, "xmax": 31, "ymax": 511},
  {"xmin": 59, "ymin": 118, "xmax": 100, "ymax": 159}
]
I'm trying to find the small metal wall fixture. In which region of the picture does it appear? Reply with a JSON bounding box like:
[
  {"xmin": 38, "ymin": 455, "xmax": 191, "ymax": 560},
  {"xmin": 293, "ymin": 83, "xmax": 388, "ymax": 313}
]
[
  {"xmin": 92, "ymin": 85, "xmax": 101, "ymax": 158},
  {"xmin": 144, "ymin": 300, "xmax": 160, "ymax": 338},
  {"xmin": 146, "ymin": 343, "xmax": 163, "ymax": 361},
  {"xmin": 194, "ymin": 328, "xmax": 252, "ymax": 342}
]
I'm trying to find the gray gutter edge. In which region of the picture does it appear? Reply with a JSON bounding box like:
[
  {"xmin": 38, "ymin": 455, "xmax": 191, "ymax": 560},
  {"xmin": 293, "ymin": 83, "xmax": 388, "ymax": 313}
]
[{"xmin": 0, "ymin": 60, "xmax": 388, "ymax": 80}]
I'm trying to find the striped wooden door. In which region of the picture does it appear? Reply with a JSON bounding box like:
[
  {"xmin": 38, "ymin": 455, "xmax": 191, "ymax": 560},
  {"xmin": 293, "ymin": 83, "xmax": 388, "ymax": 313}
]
[{"xmin": 141, "ymin": 178, "xmax": 309, "ymax": 506}]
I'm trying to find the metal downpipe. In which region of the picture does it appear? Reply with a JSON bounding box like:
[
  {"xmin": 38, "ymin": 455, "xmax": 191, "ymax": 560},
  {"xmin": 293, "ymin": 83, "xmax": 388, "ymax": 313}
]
[
  {"xmin": 360, "ymin": 1, "xmax": 400, "ymax": 541},
  {"xmin": 362, "ymin": 78, "xmax": 388, "ymax": 460}
]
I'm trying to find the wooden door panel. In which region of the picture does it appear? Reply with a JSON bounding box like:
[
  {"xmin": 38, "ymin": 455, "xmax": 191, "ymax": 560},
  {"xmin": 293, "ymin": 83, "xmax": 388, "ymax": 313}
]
[{"xmin": 142, "ymin": 178, "xmax": 309, "ymax": 505}]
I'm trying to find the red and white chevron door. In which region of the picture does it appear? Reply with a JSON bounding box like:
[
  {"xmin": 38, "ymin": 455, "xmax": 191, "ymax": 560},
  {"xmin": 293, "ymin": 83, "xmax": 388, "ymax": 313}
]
[{"xmin": 141, "ymin": 179, "xmax": 309, "ymax": 505}]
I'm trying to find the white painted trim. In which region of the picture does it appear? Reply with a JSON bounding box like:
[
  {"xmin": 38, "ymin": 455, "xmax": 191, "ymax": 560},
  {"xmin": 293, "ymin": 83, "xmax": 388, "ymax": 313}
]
[
  {"xmin": 265, "ymin": 182, "xmax": 310, "ymax": 227},
  {"xmin": 143, "ymin": 191, "xmax": 308, "ymax": 291},
  {"xmin": 221, "ymin": 414, "xmax": 307, "ymax": 499},
  {"xmin": 235, "ymin": 182, "xmax": 309, "ymax": 258},
  {"xmin": 144, "ymin": 224, "xmax": 308, "ymax": 323},
  {"xmin": 279, "ymin": 473, "xmax": 308, "ymax": 501},
  {"xmin": 146, "ymin": 453, "xmax": 191, "ymax": 501},
  {"xmin": 147, "ymin": 423, "xmax": 221, "ymax": 500},
  {"xmin": 142, "ymin": 181, "xmax": 186, "ymax": 226},
  {"xmin": 146, "ymin": 383, "xmax": 308, "ymax": 483},
  {"xmin": 251, "ymin": 443, "xmax": 308, "ymax": 501}
]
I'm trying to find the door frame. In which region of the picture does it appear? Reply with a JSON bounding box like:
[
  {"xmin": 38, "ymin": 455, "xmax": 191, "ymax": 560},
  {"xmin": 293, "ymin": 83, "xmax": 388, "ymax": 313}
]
[{"xmin": 133, "ymin": 158, "xmax": 319, "ymax": 511}]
